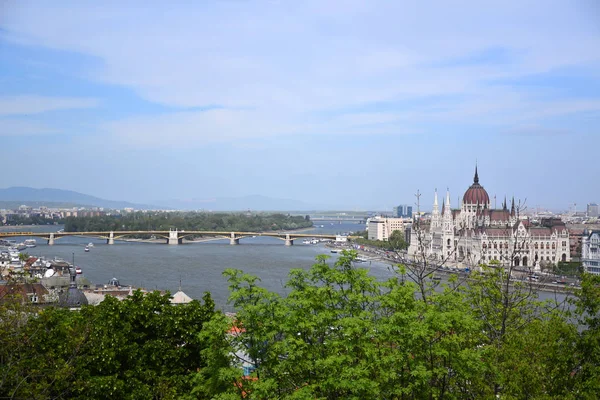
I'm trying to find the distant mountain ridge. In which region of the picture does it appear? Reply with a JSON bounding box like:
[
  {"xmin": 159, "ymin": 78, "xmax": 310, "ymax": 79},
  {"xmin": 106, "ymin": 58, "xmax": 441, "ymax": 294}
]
[
  {"xmin": 0, "ymin": 187, "xmax": 159, "ymax": 210},
  {"xmin": 0, "ymin": 187, "xmax": 340, "ymax": 211}
]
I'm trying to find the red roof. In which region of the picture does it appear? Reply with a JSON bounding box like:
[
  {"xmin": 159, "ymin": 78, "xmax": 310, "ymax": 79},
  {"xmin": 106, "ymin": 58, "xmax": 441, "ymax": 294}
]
[{"xmin": 463, "ymin": 166, "xmax": 490, "ymax": 205}]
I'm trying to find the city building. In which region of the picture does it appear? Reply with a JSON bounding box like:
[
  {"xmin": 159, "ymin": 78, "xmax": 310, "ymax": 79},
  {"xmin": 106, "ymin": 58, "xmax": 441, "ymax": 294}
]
[
  {"xmin": 581, "ymin": 230, "xmax": 600, "ymax": 275},
  {"xmin": 393, "ymin": 205, "xmax": 413, "ymax": 218},
  {"xmin": 408, "ymin": 167, "xmax": 571, "ymax": 270},
  {"xmin": 368, "ymin": 216, "xmax": 410, "ymax": 241},
  {"xmin": 587, "ymin": 203, "xmax": 599, "ymax": 218}
]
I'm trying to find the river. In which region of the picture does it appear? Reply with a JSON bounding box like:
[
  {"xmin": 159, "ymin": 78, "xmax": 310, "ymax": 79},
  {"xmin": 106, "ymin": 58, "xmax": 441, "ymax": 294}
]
[
  {"xmin": 2, "ymin": 223, "xmax": 571, "ymax": 311},
  {"xmin": 2, "ymin": 223, "xmax": 398, "ymax": 310}
]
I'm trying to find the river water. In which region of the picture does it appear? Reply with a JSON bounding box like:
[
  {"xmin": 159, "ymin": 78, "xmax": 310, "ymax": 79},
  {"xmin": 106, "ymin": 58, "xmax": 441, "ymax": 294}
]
[
  {"xmin": 2, "ymin": 223, "xmax": 570, "ymax": 310},
  {"xmin": 2, "ymin": 223, "xmax": 398, "ymax": 310}
]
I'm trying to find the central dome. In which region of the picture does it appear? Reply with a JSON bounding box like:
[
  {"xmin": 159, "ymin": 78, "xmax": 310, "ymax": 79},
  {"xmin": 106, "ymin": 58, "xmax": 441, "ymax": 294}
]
[{"xmin": 463, "ymin": 166, "xmax": 490, "ymax": 205}]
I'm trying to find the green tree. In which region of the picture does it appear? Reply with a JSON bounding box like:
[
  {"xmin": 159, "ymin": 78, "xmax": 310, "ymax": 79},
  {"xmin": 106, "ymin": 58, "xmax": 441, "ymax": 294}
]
[
  {"xmin": 571, "ymin": 273, "xmax": 600, "ymax": 395},
  {"xmin": 388, "ymin": 229, "xmax": 408, "ymax": 251}
]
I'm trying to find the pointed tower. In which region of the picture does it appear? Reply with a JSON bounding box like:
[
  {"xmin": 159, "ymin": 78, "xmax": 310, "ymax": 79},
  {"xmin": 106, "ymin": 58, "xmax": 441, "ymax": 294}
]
[
  {"xmin": 442, "ymin": 188, "xmax": 454, "ymax": 257},
  {"xmin": 443, "ymin": 188, "xmax": 453, "ymax": 233},
  {"xmin": 431, "ymin": 189, "xmax": 440, "ymax": 228},
  {"xmin": 511, "ymin": 197, "xmax": 515, "ymax": 217}
]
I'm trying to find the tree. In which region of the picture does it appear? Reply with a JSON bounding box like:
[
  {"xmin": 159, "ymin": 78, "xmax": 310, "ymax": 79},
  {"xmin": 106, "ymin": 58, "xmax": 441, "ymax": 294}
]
[
  {"xmin": 1, "ymin": 290, "xmax": 220, "ymax": 399},
  {"xmin": 571, "ymin": 273, "xmax": 600, "ymax": 395},
  {"xmin": 388, "ymin": 229, "xmax": 408, "ymax": 251}
]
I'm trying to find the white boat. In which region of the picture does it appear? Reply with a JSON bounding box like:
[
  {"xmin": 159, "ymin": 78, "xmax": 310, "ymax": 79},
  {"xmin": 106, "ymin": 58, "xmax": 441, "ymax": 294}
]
[
  {"xmin": 84, "ymin": 246, "xmax": 90, "ymax": 252},
  {"xmin": 25, "ymin": 239, "xmax": 36, "ymax": 248},
  {"xmin": 87, "ymin": 243, "xmax": 94, "ymax": 248},
  {"xmin": 76, "ymin": 267, "xmax": 82, "ymax": 274},
  {"xmin": 16, "ymin": 243, "xmax": 26, "ymax": 251}
]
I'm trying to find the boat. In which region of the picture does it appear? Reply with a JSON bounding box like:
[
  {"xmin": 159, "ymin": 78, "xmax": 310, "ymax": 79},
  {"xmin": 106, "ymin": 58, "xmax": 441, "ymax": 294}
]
[
  {"xmin": 87, "ymin": 242, "xmax": 94, "ymax": 248},
  {"xmin": 84, "ymin": 246, "xmax": 90, "ymax": 252},
  {"xmin": 16, "ymin": 243, "xmax": 26, "ymax": 251},
  {"xmin": 25, "ymin": 239, "xmax": 37, "ymax": 248},
  {"xmin": 75, "ymin": 267, "xmax": 82, "ymax": 275}
]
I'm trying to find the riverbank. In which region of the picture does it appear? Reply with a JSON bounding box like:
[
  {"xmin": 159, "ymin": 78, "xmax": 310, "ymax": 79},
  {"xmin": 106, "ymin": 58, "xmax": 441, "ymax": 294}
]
[{"xmin": 327, "ymin": 243, "xmax": 577, "ymax": 295}]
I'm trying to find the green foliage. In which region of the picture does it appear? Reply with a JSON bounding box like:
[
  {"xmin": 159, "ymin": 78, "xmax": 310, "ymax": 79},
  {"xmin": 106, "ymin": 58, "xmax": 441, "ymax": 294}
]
[
  {"xmin": 388, "ymin": 229, "xmax": 409, "ymax": 250},
  {"xmin": 554, "ymin": 261, "xmax": 584, "ymax": 277},
  {"xmin": 0, "ymin": 290, "xmax": 219, "ymax": 399},
  {"xmin": 352, "ymin": 230, "xmax": 407, "ymax": 251},
  {"xmin": 571, "ymin": 273, "xmax": 600, "ymax": 394},
  {"xmin": 2, "ymin": 214, "xmax": 64, "ymax": 226},
  {"xmin": 64, "ymin": 211, "xmax": 313, "ymax": 233},
  {"xmin": 209, "ymin": 253, "xmax": 597, "ymax": 399},
  {"xmin": 2, "ymin": 257, "xmax": 600, "ymax": 399}
]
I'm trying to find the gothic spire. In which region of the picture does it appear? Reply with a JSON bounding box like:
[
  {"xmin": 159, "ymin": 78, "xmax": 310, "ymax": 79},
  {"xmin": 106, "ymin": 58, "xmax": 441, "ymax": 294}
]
[
  {"xmin": 474, "ymin": 164, "xmax": 479, "ymax": 184},
  {"xmin": 511, "ymin": 196, "xmax": 515, "ymax": 216}
]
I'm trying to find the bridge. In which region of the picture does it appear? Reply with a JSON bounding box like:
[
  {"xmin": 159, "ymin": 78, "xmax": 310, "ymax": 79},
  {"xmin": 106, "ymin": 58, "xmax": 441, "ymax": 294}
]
[{"xmin": 0, "ymin": 230, "xmax": 355, "ymax": 246}]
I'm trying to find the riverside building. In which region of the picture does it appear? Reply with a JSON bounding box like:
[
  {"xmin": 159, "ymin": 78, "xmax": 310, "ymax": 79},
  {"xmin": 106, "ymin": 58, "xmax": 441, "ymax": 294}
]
[
  {"xmin": 581, "ymin": 230, "xmax": 600, "ymax": 275},
  {"xmin": 367, "ymin": 216, "xmax": 410, "ymax": 241},
  {"xmin": 408, "ymin": 167, "xmax": 571, "ymax": 270}
]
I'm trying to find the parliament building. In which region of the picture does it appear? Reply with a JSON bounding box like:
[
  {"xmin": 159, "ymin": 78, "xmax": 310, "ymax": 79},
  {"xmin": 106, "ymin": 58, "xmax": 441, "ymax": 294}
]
[{"xmin": 408, "ymin": 168, "xmax": 570, "ymax": 270}]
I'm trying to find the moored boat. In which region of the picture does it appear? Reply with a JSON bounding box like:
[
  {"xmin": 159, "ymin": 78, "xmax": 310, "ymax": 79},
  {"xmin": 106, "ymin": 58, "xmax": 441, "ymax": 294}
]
[
  {"xmin": 25, "ymin": 239, "xmax": 37, "ymax": 248},
  {"xmin": 84, "ymin": 246, "xmax": 90, "ymax": 252}
]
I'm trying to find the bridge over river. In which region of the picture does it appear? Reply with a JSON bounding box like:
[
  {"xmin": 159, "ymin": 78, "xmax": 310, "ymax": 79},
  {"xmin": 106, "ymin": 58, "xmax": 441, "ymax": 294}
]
[{"xmin": 0, "ymin": 229, "xmax": 355, "ymax": 246}]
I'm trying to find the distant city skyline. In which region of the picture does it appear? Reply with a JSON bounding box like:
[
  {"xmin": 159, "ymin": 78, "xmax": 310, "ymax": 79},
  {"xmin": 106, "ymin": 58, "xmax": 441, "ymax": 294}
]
[{"xmin": 1, "ymin": 1, "xmax": 598, "ymax": 210}]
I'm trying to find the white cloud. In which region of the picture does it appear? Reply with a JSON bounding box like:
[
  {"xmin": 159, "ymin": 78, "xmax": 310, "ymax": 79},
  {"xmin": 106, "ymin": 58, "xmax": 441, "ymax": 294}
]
[
  {"xmin": 1, "ymin": 0, "xmax": 599, "ymax": 144},
  {"xmin": 0, "ymin": 95, "xmax": 99, "ymax": 116}
]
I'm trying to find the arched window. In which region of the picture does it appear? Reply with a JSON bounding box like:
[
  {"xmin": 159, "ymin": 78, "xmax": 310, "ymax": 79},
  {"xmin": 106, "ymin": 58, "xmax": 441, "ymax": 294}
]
[
  {"xmin": 447, "ymin": 238, "xmax": 451, "ymax": 246},
  {"xmin": 534, "ymin": 243, "xmax": 538, "ymax": 249},
  {"xmin": 546, "ymin": 242, "xmax": 550, "ymax": 249},
  {"xmin": 552, "ymin": 243, "xmax": 555, "ymax": 249}
]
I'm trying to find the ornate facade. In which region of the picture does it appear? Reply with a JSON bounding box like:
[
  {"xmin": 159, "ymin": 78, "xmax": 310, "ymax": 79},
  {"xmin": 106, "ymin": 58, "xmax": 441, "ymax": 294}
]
[{"xmin": 409, "ymin": 168, "xmax": 571, "ymax": 270}]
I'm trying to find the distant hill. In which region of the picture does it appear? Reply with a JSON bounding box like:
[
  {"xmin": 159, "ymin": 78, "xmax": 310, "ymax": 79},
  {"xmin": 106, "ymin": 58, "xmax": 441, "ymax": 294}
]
[
  {"xmin": 0, "ymin": 187, "xmax": 160, "ymax": 210},
  {"xmin": 0, "ymin": 187, "xmax": 349, "ymax": 212},
  {"xmin": 157, "ymin": 195, "xmax": 335, "ymax": 211}
]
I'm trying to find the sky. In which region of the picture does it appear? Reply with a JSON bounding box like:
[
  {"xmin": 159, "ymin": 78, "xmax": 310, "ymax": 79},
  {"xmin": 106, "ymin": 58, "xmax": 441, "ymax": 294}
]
[{"xmin": 0, "ymin": 0, "xmax": 599, "ymax": 211}]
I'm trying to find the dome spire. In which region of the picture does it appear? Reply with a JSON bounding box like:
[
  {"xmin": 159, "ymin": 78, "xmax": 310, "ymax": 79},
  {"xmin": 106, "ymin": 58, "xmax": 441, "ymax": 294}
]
[{"xmin": 474, "ymin": 163, "xmax": 479, "ymax": 184}]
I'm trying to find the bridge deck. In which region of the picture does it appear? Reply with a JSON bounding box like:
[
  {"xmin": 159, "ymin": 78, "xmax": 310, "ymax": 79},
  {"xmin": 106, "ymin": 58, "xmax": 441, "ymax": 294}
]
[{"xmin": 0, "ymin": 231, "xmax": 355, "ymax": 239}]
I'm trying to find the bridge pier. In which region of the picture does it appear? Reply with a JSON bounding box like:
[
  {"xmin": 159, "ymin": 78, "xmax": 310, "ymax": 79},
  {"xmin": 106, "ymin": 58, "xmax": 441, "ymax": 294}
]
[
  {"xmin": 48, "ymin": 233, "xmax": 55, "ymax": 246},
  {"xmin": 168, "ymin": 229, "xmax": 179, "ymax": 245},
  {"xmin": 230, "ymin": 232, "xmax": 239, "ymax": 245},
  {"xmin": 107, "ymin": 231, "xmax": 114, "ymax": 245},
  {"xmin": 285, "ymin": 233, "xmax": 293, "ymax": 246}
]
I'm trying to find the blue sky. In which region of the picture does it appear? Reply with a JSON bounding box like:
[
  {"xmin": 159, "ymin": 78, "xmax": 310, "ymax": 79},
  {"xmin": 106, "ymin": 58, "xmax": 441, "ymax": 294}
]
[{"xmin": 0, "ymin": 0, "xmax": 599, "ymax": 210}]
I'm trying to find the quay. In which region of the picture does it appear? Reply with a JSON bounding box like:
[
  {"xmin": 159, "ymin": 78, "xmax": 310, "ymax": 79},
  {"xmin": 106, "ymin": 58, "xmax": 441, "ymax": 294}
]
[{"xmin": 0, "ymin": 229, "xmax": 356, "ymax": 246}]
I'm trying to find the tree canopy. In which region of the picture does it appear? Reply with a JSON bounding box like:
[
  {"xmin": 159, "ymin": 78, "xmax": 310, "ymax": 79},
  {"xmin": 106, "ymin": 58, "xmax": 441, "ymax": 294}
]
[
  {"xmin": 1, "ymin": 252, "xmax": 599, "ymax": 399},
  {"xmin": 64, "ymin": 212, "xmax": 312, "ymax": 233}
]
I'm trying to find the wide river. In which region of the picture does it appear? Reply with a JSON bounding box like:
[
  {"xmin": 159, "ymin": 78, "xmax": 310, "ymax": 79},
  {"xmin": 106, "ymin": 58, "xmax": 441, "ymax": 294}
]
[
  {"xmin": 2, "ymin": 223, "xmax": 398, "ymax": 310},
  {"xmin": 2, "ymin": 223, "xmax": 570, "ymax": 311}
]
